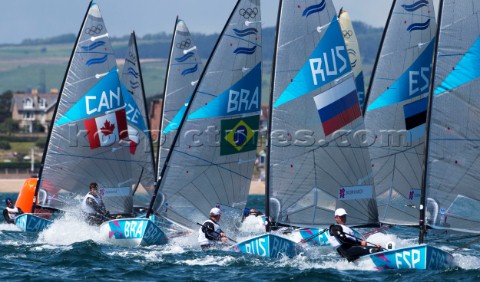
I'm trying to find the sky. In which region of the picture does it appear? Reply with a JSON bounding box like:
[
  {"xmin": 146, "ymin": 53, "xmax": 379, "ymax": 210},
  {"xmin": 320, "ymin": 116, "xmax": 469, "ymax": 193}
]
[{"xmin": 0, "ymin": 0, "xmax": 440, "ymax": 44}]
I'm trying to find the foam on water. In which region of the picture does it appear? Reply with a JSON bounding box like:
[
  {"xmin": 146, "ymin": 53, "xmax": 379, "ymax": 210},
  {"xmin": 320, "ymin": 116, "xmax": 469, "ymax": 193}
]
[
  {"xmin": 181, "ymin": 255, "xmax": 237, "ymax": 266},
  {"xmin": 36, "ymin": 212, "xmax": 102, "ymax": 245},
  {"xmin": 0, "ymin": 223, "xmax": 21, "ymax": 231}
]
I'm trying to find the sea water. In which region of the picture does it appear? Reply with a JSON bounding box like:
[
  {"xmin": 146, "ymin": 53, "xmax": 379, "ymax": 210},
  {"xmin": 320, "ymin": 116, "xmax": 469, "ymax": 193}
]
[{"xmin": 1, "ymin": 192, "xmax": 479, "ymax": 281}]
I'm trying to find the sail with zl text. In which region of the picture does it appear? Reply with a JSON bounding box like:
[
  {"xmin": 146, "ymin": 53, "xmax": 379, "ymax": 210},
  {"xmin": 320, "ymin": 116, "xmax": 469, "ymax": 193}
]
[
  {"xmin": 35, "ymin": 1, "xmax": 135, "ymax": 215},
  {"xmin": 363, "ymin": 0, "xmax": 436, "ymax": 226},
  {"xmin": 338, "ymin": 8, "xmax": 366, "ymax": 111},
  {"xmin": 17, "ymin": 2, "xmax": 168, "ymax": 245},
  {"xmin": 148, "ymin": 0, "xmax": 262, "ymax": 234},
  {"xmin": 267, "ymin": 0, "xmax": 378, "ymax": 231},
  {"xmin": 157, "ymin": 17, "xmax": 204, "ymax": 177}
]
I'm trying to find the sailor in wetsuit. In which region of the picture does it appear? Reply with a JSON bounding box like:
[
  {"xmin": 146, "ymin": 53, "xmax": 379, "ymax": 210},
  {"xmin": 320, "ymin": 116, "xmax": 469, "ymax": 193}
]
[
  {"xmin": 328, "ymin": 208, "xmax": 382, "ymax": 262},
  {"xmin": 3, "ymin": 197, "xmax": 23, "ymax": 224},
  {"xmin": 198, "ymin": 207, "xmax": 228, "ymax": 250},
  {"xmin": 81, "ymin": 182, "xmax": 110, "ymax": 225}
]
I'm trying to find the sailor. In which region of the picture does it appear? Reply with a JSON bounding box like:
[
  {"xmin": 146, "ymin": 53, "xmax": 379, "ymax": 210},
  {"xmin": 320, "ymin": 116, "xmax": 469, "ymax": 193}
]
[
  {"xmin": 198, "ymin": 207, "xmax": 228, "ymax": 250},
  {"xmin": 81, "ymin": 182, "xmax": 110, "ymax": 225},
  {"xmin": 328, "ymin": 208, "xmax": 382, "ymax": 262},
  {"xmin": 3, "ymin": 197, "xmax": 23, "ymax": 224}
]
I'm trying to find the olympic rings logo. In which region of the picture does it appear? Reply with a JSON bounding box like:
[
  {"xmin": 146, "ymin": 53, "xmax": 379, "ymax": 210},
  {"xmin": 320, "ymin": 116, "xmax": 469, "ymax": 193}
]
[
  {"xmin": 128, "ymin": 51, "xmax": 136, "ymax": 61},
  {"xmin": 239, "ymin": 7, "xmax": 258, "ymax": 19},
  {"xmin": 85, "ymin": 24, "xmax": 104, "ymax": 35},
  {"xmin": 176, "ymin": 39, "xmax": 191, "ymax": 49},
  {"xmin": 343, "ymin": 30, "xmax": 353, "ymax": 39}
]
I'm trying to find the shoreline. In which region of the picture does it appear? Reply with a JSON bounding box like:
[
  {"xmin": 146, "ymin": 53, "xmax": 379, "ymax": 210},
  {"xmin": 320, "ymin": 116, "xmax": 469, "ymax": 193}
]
[{"xmin": 0, "ymin": 178, "xmax": 266, "ymax": 195}]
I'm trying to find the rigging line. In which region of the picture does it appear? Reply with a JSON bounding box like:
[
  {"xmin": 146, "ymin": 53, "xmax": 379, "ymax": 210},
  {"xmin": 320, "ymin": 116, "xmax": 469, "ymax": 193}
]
[
  {"xmin": 369, "ymin": 141, "xmax": 424, "ymax": 160},
  {"xmin": 394, "ymin": 154, "xmax": 421, "ymax": 191},
  {"xmin": 449, "ymin": 235, "xmax": 480, "ymax": 254}
]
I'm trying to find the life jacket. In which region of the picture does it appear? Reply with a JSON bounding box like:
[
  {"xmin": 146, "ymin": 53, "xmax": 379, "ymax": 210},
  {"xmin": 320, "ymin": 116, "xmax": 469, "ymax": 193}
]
[
  {"xmin": 328, "ymin": 224, "xmax": 358, "ymax": 249},
  {"xmin": 5, "ymin": 207, "xmax": 21, "ymax": 220},
  {"xmin": 81, "ymin": 192, "xmax": 103, "ymax": 215},
  {"xmin": 198, "ymin": 219, "xmax": 222, "ymax": 246}
]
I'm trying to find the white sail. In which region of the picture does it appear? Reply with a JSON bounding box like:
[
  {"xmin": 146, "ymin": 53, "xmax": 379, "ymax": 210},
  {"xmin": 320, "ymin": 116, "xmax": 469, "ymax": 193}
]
[
  {"xmin": 268, "ymin": 0, "xmax": 377, "ymax": 228},
  {"xmin": 152, "ymin": 0, "xmax": 262, "ymax": 231},
  {"xmin": 364, "ymin": 0, "xmax": 436, "ymax": 226},
  {"xmin": 157, "ymin": 18, "xmax": 203, "ymax": 178},
  {"xmin": 426, "ymin": 0, "xmax": 480, "ymax": 234},
  {"xmin": 338, "ymin": 8, "xmax": 366, "ymax": 111},
  {"xmin": 36, "ymin": 2, "xmax": 134, "ymax": 215}
]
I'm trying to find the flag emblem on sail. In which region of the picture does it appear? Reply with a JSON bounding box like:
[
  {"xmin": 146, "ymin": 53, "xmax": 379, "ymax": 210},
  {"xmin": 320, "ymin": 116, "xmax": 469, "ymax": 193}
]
[
  {"xmin": 403, "ymin": 97, "xmax": 427, "ymax": 143},
  {"xmin": 84, "ymin": 109, "xmax": 128, "ymax": 149},
  {"xmin": 221, "ymin": 115, "xmax": 259, "ymax": 156},
  {"xmin": 313, "ymin": 78, "xmax": 361, "ymax": 136}
]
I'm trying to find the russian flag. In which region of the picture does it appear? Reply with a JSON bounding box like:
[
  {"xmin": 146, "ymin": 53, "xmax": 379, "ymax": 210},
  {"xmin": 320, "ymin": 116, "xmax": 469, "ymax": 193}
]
[
  {"xmin": 84, "ymin": 109, "xmax": 128, "ymax": 149},
  {"xmin": 403, "ymin": 97, "xmax": 428, "ymax": 143},
  {"xmin": 314, "ymin": 78, "xmax": 361, "ymax": 136}
]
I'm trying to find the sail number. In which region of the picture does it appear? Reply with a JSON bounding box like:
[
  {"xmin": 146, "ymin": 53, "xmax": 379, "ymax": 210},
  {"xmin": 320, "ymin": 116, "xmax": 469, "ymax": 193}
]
[
  {"xmin": 395, "ymin": 249, "xmax": 421, "ymax": 268},
  {"xmin": 124, "ymin": 220, "xmax": 144, "ymax": 238},
  {"xmin": 85, "ymin": 87, "xmax": 122, "ymax": 115},
  {"xmin": 227, "ymin": 87, "xmax": 260, "ymax": 114},
  {"xmin": 409, "ymin": 67, "xmax": 430, "ymax": 96},
  {"xmin": 243, "ymin": 236, "xmax": 294, "ymax": 258},
  {"xmin": 309, "ymin": 46, "xmax": 348, "ymax": 85}
]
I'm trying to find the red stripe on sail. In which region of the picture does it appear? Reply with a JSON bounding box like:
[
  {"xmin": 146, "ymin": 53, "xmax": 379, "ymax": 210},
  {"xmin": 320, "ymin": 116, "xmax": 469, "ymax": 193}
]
[
  {"xmin": 322, "ymin": 103, "xmax": 361, "ymax": 136},
  {"xmin": 115, "ymin": 109, "xmax": 128, "ymax": 139},
  {"xmin": 84, "ymin": 118, "xmax": 100, "ymax": 149}
]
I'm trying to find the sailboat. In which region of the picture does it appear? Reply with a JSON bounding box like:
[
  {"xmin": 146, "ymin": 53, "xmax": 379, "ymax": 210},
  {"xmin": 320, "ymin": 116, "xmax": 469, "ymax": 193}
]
[
  {"xmin": 99, "ymin": 32, "xmax": 168, "ymax": 247},
  {"xmin": 156, "ymin": 17, "xmax": 203, "ymax": 181},
  {"xmin": 14, "ymin": 2, "xmax": 166, "ymax": 247},
  {"xmin": 357, "ymin": 0, "xmax": 478, "ymax": 270},
  {"xmin": 338, "ymin": 8, "xmax": 366, "ymax": 111},
  {"xmin": 363, "ymin": 0, "xmax": 436, "ymax": 227},
  {"xmin": 233, "ymin": 0, "xmax": 378, "ymax": 256},
  {"xmin": 147, "ymin": 0, "xmax": 262, "ymax": 245}
]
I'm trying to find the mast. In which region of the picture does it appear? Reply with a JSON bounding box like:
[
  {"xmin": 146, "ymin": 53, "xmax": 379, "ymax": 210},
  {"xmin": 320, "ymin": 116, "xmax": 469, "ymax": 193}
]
[
  {"xmin": 362, "ymin": 0, "xmax": 396, "ymax": 116},
  {"xmin": 146, "ymin": 1, "xmax": 242, "ymax": 218},
  {"xmin": 419, "ymin": 0, "xmax": 444, "ymax": 244},
  {"xmin": 132, "ymin": 31, "xmax": 156, "ymax": 182},
  {"xmin": 265, "ymin": 0, "xmax": 282, "ymax": 233},
  {"xmin": 155, "ymin": 16, "xmax": 179, "ymax": 179},
  {"xmin": 32, "ymin": 0, "xmax": 93, "ymax": 212}
]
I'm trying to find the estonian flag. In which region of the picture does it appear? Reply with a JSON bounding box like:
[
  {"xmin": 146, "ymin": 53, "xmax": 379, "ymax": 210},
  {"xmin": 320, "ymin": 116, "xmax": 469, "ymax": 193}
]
[
  {"xmin": 84, "ymin": 109, "xmax": 128, "ymax": 149},
  {"xmin": 314, "ymin": 78, "xmax": 361, "ymax": 136},
  {"xmin": 403, "ymin": 97, "xmax": 427, "ymax": 143}
]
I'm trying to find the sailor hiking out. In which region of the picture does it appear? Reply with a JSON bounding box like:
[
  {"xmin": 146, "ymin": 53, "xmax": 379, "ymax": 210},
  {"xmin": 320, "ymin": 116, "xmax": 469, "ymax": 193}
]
[
  {"xmin": 3, "ymin": 197, "xmax": 23, "ymax": 224},
  {"xmin": 198, "ymin": 207, "xmax": 228, "ymax": 250},
  {"xmin": 81, "ymin": 182, "xmax": 111, "ymax": 225},
  {"xmin": 328, "ymin": 208, "xmax": 382, "ymax": 262}
]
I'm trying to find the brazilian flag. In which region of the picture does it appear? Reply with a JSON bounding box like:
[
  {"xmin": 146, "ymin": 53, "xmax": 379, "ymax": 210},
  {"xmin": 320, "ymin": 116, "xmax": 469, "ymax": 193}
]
[{"xmin": 221, "ymin": 115, "xmax": 260, "ymax": 156}]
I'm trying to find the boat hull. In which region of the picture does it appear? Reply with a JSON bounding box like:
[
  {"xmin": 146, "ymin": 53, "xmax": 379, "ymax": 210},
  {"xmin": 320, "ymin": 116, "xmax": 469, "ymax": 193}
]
[
  {"xmin": 100, "ymin": 218, "xmax": 168, "ymax": 247},
  {"xmin": 230, "ymin": 234, "xmax": 301, "ymax": 258},
  {"xmin": 15, "ymin": 214, "xmax": 53, "ymax": 232},
  {"xmin": 357, "ymin": 244, "xmax": 454, "ymax": 270}
]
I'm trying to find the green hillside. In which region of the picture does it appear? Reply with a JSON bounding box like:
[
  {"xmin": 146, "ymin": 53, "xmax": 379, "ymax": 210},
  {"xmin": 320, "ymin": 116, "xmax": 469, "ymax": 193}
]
[{"xmin": 0, "ymin": 23, "xmax": 383, "ymax": 103}]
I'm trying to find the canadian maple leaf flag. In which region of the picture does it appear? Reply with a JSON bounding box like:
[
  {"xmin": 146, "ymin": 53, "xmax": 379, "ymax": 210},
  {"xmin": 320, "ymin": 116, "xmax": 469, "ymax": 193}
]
[{"xmin": 84, "ymin": 109, "xmax": 128, "ymax": 149}]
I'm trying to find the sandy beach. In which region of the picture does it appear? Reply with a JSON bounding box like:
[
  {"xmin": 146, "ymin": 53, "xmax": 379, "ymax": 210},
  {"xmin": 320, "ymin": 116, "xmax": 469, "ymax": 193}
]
[{"xmin": 0, "ymin": 178, "xmax": 266, "ymax": 195}]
